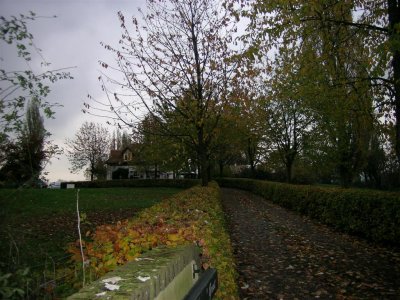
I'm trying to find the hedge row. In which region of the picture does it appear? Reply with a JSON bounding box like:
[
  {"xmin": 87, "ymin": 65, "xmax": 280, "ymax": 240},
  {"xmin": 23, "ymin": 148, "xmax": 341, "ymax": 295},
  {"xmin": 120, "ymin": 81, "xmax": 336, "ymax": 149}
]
[
  {"xmin": 217, "ymin": 178, "xmax": 400, "ymax": 246},
  {"xmin": 61, "ymin": 179, "xmax": 200, "ymax": 189},
  {"xmin": 69, "ymin": 182, "xmax": 239, "ymax": 299}
]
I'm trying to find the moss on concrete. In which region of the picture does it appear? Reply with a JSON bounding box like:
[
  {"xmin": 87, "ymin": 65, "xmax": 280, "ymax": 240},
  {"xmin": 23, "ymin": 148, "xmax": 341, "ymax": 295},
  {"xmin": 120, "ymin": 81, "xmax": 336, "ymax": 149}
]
[{"xmin": 68, "ymin": 245, "xmax": 200, "ymax": 300}]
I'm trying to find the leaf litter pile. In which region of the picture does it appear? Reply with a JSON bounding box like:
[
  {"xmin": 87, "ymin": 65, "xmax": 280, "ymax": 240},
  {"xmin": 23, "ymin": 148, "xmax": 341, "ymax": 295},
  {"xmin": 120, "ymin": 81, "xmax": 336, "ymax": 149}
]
[
  {"xmin": 221, "ymin": 188, "xmax": 400, "ymax": 299},
  {"xmin": 0, "ymin": 208, "xmax": 142, "ymax": 265}
]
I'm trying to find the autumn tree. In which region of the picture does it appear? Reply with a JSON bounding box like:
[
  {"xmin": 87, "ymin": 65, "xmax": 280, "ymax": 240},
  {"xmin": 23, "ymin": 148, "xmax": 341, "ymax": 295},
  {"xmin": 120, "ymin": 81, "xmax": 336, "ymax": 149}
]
[
  {"xmin": 236, "ymin": 0, "xmax": 381, "ymax": 186},
  {"xmin": 307, "ymin": 1, "xmax": 375, "ymax": 186},
  {"xmin": 234, "ymin": 89, "xmax": 265, "ymax": 178},
  {"xmin": 239, "ymin": 0, "xmax": 400, "ymax": 170},
  {"xmin": 262, "ymin": 50, "xmax": 316, "ymax": 183},
  {"xmin": 66, "ymin": 122, "xmax": 111, "ymax": 181},
  {"xmin": 209, "ymin": 112, "xmax": 245, "ymax": 177},
  {"xmin": 86, "ymin": 0, "xmax": 237, "ymax": 186}
]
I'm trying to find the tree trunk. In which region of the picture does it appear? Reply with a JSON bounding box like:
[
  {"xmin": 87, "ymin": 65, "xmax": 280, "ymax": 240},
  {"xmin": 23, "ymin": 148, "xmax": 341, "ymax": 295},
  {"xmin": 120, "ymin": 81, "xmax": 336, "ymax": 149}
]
[
  {"xmin": 199, "ymin": 155, "xmax": 208, "ymax": 186},
  {"xmin": 338, "ymin": 159, "xmax": 352, "ymax": 188},
  {"xmin": 250, "ymin": 161, "xmax": 255, "ymax": 178},
  {"xmin": 247, "ymin": 137, "xmax": 256, "ymax": 178},
  {"xmin": 285, "ymin": 160, "xmax": 293, "ymax": 183},
  {"xmin": 198, "ymin": 129, "xmax": 209, "ymax": 186}
]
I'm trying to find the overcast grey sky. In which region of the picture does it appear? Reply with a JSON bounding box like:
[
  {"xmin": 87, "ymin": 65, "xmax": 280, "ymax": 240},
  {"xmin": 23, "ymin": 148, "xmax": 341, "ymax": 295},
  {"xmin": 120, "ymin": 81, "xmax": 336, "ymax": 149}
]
[{"xmin": 1, "ymin": 0, "xmax": 146, "ymax": 182}]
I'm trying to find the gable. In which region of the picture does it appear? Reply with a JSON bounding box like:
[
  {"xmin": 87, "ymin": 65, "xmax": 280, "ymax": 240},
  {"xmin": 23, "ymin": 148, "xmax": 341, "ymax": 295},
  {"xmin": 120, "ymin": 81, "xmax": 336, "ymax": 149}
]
[
  {"xmin": 106, "ymin": 144, "xmax": 139, "ymax": 165},
  {"xmin": 123, "ymin": 149, "xmax": 133, "ymax": 161}
]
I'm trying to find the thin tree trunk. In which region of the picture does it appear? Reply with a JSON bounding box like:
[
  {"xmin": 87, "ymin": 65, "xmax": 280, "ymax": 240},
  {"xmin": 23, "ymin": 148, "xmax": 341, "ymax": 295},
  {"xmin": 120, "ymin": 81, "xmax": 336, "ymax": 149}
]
[
  {"xmin": 286, "ymin": 161, "xmax": 293, "ymax": 183},
  {"xmin": 199, "ymin": 149, "xmax": 209, "ymax": 186},
  {"xmin": 198, "ymin": 128, "xmax": 209, "ymax": 186},
  {"xmin": 247, "ymin": 137, "xmax": 256, "ymax": 178}
]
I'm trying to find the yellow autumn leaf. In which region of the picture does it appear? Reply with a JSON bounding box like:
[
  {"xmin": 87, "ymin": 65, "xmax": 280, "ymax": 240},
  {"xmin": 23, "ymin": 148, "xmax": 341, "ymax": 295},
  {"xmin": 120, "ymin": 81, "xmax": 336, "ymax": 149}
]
[
  {"xmin": 128, "ymin": 229, "xmax": 140, "ymax": 239},
  {"xmin": 167, "ymin": 233, "xmax": 182, "ymax": 242}
]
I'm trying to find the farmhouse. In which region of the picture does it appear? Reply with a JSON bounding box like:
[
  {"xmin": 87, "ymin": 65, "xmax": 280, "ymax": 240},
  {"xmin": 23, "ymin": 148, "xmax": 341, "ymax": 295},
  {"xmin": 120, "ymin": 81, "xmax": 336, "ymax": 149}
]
[{"xmin": 105, "ymin": 145, "xmax": 173, "ymax": 180}]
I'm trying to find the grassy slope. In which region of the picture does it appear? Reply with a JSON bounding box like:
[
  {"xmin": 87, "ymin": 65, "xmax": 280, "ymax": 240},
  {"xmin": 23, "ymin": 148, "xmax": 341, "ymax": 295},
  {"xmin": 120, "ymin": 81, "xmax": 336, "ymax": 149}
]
[
  {"xmin": 0, "ymin": 188, "xmax": 181, "ymax": 270},
  {"xmin": 0, "ymin": 187, "xmax": 181, "ymax": 217}
]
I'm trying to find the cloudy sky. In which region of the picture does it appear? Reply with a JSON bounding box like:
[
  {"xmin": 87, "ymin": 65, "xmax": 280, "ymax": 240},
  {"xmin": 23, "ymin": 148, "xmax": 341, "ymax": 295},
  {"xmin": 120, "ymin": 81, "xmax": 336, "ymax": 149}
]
[{"xmin": 1, "ymin": 0, "xmax": 147, "ymax": 182}]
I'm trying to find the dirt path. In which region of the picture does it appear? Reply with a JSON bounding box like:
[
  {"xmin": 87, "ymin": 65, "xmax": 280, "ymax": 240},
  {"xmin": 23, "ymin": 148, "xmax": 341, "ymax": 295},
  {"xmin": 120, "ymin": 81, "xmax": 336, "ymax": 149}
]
[{"xmin": 221, "ymin": 188, "xmax": 400, "ymax": 299}]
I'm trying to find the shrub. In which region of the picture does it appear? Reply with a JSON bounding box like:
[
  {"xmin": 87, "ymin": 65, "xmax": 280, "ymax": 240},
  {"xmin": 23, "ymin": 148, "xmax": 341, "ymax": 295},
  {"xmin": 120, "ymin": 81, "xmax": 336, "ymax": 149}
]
[
  {"xmin": 68, "ymin": 182, "xmax": 239, "ymax": 299},
  {"xmin": 217, "ymin": 178, "xmax": 400, "ymax": 246},
  {"xmin": 61, "ymin": 179, "xmax": 200, "ymax": 189},
  {"xmin": 0, "ymin": 266, "xmax": 32, "ymax": 300}
]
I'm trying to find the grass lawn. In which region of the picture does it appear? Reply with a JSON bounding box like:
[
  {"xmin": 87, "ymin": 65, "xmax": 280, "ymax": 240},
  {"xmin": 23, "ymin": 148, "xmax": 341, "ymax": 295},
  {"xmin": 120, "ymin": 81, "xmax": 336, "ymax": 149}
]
[
  {"xmin": 0, "ymin": 187, "xmax": 181, "ymax": 289},
  {"xmin": 0, "ymin": 187, "xmax": 181, "ymax": 217}
]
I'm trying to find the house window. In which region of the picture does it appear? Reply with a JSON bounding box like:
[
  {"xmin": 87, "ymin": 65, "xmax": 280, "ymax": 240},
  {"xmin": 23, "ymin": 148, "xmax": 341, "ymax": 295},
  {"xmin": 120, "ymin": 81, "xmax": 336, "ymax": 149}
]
[{"xmin": 123, "ymin": 150, "xmax": 132, "ymax": 161}]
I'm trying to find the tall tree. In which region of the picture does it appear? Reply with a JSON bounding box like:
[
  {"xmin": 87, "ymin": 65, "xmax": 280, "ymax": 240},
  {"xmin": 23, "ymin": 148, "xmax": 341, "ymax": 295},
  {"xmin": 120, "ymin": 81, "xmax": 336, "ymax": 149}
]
[
  {"xmin": 221, "ymin": 63, "xmax": 266, "ymax": 178},
  {"xmin": 239, "ymin": 0, "xmax": 400, "ymax": 164},
  {"xmin": 210, "ymin": 112, "xmax": 245, "ymax": 177},
  {"xmin": 86, "ymin": 0, "xmax": 237, "ymax": 186},
  {"xmin": 235, "ymin": 90, "xmax": 265, "ymax": 178},
  {"xmin": 309, "ymin": 1, "xmax": 375, "ymax": 186},
  {"xmin": 137, "ymin": 114, "xmax": 169, "ymax": 178},
  {"xmin": 263, "ymin": 63, "xmax": 315, "ymax": 183},
  {"xmin": 113, "ymin": 129, "xmax": 132, "ymax": 150},
  {"xmin": 0, "ymin": 100, "xmax": 47, "ymax": 186},
  {"xmin": 21, "ymin": 99, "xmax": 47, "ymax": 181},
  {"xmin": 238, "ymin": 0, "xmax": 378, "ymax": 186},
  {"xmin": 66, "ymin": 122, "xmax": 111, "ymax": 181}
]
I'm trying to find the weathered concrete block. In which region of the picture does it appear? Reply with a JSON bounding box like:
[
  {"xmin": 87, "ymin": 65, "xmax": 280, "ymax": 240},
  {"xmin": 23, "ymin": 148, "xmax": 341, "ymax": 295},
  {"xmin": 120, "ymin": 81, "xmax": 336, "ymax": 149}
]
[{"xmin": 68, "ymin": 245, "xmax": 201, "ymax": 300}]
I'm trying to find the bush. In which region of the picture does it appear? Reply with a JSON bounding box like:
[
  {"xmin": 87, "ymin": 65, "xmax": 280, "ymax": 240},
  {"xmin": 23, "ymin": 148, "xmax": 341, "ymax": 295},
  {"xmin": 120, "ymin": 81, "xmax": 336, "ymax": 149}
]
[
  {"xmin": 0, "ymin": 266, "xmax": 32, "ymax": 300},
  {"xmin": 217, "ymin": 178, "xmax": 400, "ymax": 246},
  {"xmin": 61, "ymin": 179, "xmax": 200, "ymax": 189},
  {"xmin": 68, "ymin": 182, "xmax": 239, "ymax": 299}
]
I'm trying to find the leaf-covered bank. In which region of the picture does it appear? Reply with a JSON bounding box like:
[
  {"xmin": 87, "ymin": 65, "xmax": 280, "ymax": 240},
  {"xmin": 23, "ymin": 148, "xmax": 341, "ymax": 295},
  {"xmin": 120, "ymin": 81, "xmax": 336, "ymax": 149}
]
[
  {"xmin": 218, "ymin": 178, "xmax": 400, "ymax": 246},
  {"xmin": 68, "ymin": 183, "xmax": 239, "ymax": 299},
  {"xmin": 0, "ymin": 187, "xmax": 182, "ymax": 298}
]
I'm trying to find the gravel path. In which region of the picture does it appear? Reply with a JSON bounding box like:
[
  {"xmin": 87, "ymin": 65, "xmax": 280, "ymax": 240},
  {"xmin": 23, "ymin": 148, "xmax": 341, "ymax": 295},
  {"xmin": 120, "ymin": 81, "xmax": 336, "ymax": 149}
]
[{"xmin": 221, "ymin": 188, "xmax": 400, "ymax": 299}]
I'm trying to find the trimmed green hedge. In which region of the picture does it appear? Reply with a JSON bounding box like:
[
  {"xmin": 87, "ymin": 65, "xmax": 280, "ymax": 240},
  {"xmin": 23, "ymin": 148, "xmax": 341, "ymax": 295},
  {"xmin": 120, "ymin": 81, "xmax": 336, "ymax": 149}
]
[
  {"xmin": 217, "ymin": 178, "xmax": 400, "ymax": 246},
  {"xmin": 61, "ymin": 179, "xmax": 200, "ymax": 189}
]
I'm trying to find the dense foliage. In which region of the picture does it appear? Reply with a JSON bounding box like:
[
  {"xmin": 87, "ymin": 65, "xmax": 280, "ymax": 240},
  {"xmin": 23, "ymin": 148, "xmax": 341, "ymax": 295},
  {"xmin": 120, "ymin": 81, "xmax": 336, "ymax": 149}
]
[
  {"xmin": 218, "ymin": 178, "xmax": 400, "ymax": 246},
  {"xmin": 68, "ymin": 183, "xmax": 239, "ymax": 299}
]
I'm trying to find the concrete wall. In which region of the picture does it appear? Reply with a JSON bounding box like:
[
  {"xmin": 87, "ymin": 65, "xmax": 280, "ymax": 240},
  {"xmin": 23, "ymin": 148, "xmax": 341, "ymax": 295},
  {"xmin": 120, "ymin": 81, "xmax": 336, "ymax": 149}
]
[{"xmin": 68, "ymin": 245, "xmax": 201, "ymax": 300}]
